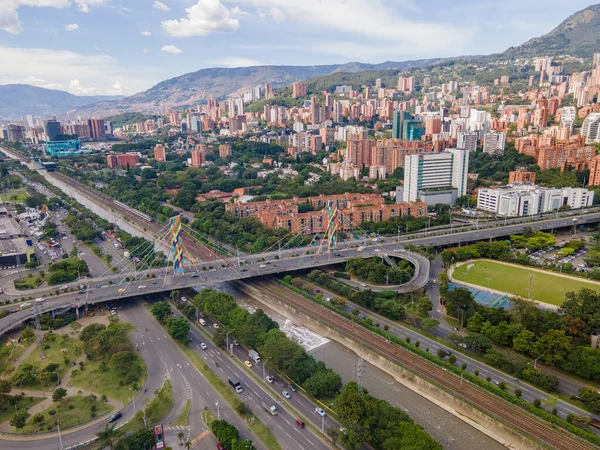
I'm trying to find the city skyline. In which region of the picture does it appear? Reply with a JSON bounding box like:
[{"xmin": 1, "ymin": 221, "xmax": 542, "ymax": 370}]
[{"xmin": 0, "ymin": 0, "xmax": 596, "ymax": 96}]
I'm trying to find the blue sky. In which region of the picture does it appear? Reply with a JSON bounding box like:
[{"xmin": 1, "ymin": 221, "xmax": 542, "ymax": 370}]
[{"xmin": 0, "ymin": 0, "xmax": 595, "ymax": 96}]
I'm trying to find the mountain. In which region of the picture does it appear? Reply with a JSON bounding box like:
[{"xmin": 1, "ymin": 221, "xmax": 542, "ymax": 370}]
[
  {"xmin": 0, "ymin": 84, "xmax": 123, "ymax": 119},
  {"xmin": 502, "ymin": 3, "xmax": 600, "ymax": 59},
  {"xmin": 74, "ymin": 58, "xmax": 471, "ymax": 117}
]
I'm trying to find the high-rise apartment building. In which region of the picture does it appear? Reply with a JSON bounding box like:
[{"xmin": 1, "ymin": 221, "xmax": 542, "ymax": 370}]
[
  {"xmin": 403, "ymin": 148, "xmax": 469, "ymax": 202},
  {"xmin": 457, "ymin": 131, "xmax": 478, "ymax": 152},
  {"xmin": 588, "ymin": 155, "xmax": 600, "ymax": 186},
  {"xmin": 191, "ymin": 148, "xmax": 206, "ymax": 167},
  {"xmin": 154, "ymin": 144, "xmax": 166, "ymax": 161},
  {"xmin": 292, "ymin": 82, "xmax": 306, "ymax": 98},
  {"xmin": 7, "ymin": 125, "xmax": 24, "ymax": 142},
  {"xmin": 107, "ymin": 155, "xmax": 118, "ymax": 168},
  {"xmin": 219, "ymin": 144, "xmax": 232, "ymax": 158},
  {"xmin": 265, "ymin": 83, "xmax": 273, "ymax": 100},
  {"xmin": 392, "ymin": 111, "xmax": 409, "ymax": 139},
  {"xmin": 582, "ymin": 112, "xmax": 600, "ymax": 143},
  {"xmin": 87, "ymin": 119, "xmax": 106, "ymax": 139},
  {"xmin": 482, "ymin": 131, "xmax": 506, "ymax": 154}
]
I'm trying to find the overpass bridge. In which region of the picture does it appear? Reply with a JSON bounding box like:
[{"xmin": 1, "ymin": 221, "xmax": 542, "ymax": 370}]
[{"xmin": 4, "ymin": 208, "xmax": 600, "ymax": 335}]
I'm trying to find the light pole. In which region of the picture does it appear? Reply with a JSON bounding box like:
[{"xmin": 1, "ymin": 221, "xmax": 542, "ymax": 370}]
[
  {"xmin": 321, "ymin": 414, "xmax": 325, "ymax": 434},
  {"xmin": 262, "ymin": 357, "xmax": 272, "ymax": 382},
  {"xmin": 57, "ymin": 420, "xmax": 64, "ymax": 450},
  {"xmin": 215, "ymin": 401, "xmax": 220, "ymax": 420},
  {"xmin": 226, "ymin": 329, "xmax": 235, "ymax": 356},
  {"xmin": 130, "ymin": 387, "xmax": 136, "ymax": 415}
]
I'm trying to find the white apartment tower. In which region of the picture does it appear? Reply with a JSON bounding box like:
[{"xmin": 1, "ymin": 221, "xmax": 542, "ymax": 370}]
[
  {"xmin": 483, "ymin": 131, "xmax": 506, "ymax": 154},
  {"xmin": 457, "ymin": 131, "xmax": 478, "ymax": 152},
  {"xmin": 582, "ymin": 112, "xmax": 600, "ymax": 143}
]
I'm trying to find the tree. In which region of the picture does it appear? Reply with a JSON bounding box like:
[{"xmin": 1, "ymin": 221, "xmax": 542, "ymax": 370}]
[
  {"xmin": 303, "ymin": 369, "xmax": 342, "ymax": 397},
  {"xmin": 211, "ymin": 420, "xmax": 240, "ymax": 448},
  {"xmin": 53, "ymin": 387, "xmax": 68, "ymax": 403},
  {"xmin": 96, "ymin": 424, "xmax": 118, "ymax": 450},
  {"xmin": 151, "ymin": 301, "xmax": 172, "ymax": 322},
  {"xmin": 417, "ymin": 297, "xmax": 433, "ymax": 314},
  {"xmin": 561, "ymin": 289, "xmax": 600, "ymax": 330},
  {"xmin": 512, "ymin": 329, "xmax": 536, "ymax": 354},
  {"xmin": 69, "ymin": 322, "xmax": 82, "ymax": 333},
  {"xmin": 110, "ymin": 351, "xmax": 136, "ymax": 374},
  {"xmin": 444, "ymin": 287, "xmax": 477, "ymax": 320},
  {"xmin": 437, "ymin": 349, "xmax": 447, "ymax": 359},
  {"xmin": 463, "ymin": 334, "xmax": 492, "ymax": 352},
  {"xmin": 115, "ymin": 428, "xmax": 154, "ymax": 450},
  {"xmin": 21, "ymin": 327, "xmax": 35, "ymax": 342},
  {"xmin": 330, "ymin": 297, "xmax": 347, "ymax": 308},
  {"xmin": 168, "ymin": 317, "xmax": 190, "ymax": 343},
  {"xmin": 533, "ymin": 329, "xmax": 572, "ymax": 366},
  {"xmin": 421, "ymin": 318, "xmax": 439, "ymax": 330},
  {"xmin": 177, "ymin": 431, "xmax": 184, "ymax": 444},
  {"xmin": 10, "ymin": 409, "xmax": 29, "ymax": 429}
]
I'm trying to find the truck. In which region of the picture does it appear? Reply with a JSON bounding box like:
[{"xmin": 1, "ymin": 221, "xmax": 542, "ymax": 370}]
[
  {"xmin": 262, "ymin": 402, "xmax": 278, "ymax": 416},
  {"xmin": 228, "ymin": 378, "xmax": 243, "ymax": 393},
  {"xmin": 248, "ymin": 350, "xmax": 260, "ymax": 363}
]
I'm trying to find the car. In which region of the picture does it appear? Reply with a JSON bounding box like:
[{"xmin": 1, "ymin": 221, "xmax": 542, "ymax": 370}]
[
  {"xmin": 266, "ymin": 376, "xmax": 274, "ymax": 383},
  {"xmin": 259, "ymin": 264, "xmax": 266, "ymax": 268},
  {"xmin": 315, "ymin": 407, "xmax": 326, "ymax": 417},
  {"xmin": 232, "ymin": 340, "xmax": 239, "ymax": 346},
  {"xmin": 451, "ymin": 327, "xmax": 458, "ymax": 332},
  {"xmin": 374, "ymin": 249, "xmax": 381, "ymax": 252},
  {"xmin": 199, "ymin": 342, "xmax": 207, "ymax": 350},
  {"xmin": 289, "ymin": 384, "xmax": 297, "ymax": 392},
  {"xmin": 137, "ymin": 285, "xmax": 146, "ymax": 290},
  {"xmin": 296, "ymin": 419, "xmax": 305, "ymax": 428},
  {"xmin": 199, "ymin": 318, "xmax": 207, "ymax": 326},
  {"xmin": 217, "ymin": 443, "xmax": 225, "ymax": 450},
  {"xmin": 181, "ymin": 297, "xmax": 188, "ymax": 302},
  {"xmin": 191, "ymin": 273, "xmax": 199, "ymax": 278},
  {"xmin": 360, "ymin": 283, "xmax": 367, "ymax": 287},
  {"xmin": 244, "ymin": 360, "xmax": 253, "ymax": 368},
  {"xmin": 213, "ymin": 323, "xmax": 220, "ymax": 329},
  {"xmin": 282, "ymin": 391, "xmax": 291, "ymax": 399},
  {"xmin": 108, "ymin": 411, "xmax": 122, "ymax": 423},
  {"xmin": 240, "ymin": 268, "xmax": 248, "ymax": 272}
]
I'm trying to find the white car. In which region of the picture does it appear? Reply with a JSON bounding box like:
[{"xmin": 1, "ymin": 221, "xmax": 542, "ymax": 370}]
[
  {"xmin": 266, "ymin": 376, "xmax": 274, "ymax": 383},
  {"xmin": 374, "ymin": 249, "xmax": 381, "ymax": 252},
  {"xmin": 213, "ymin": 323, "xmax": 220, "ymax": 329},
  {"xmin": 360, "ymin": 283, "xmax": 367, "ymax": 287},
  {"xmin": 199, "ymin": 342, "xmax": 207, "ymax": 350},
  {"xmin": 282, "ymin": 391, "xmax": 291, "ymax": 399},
  {"xmin": 315, "ymin": 407, "xmax": 326, "ymax": 417},
  {"xmin": 137, "ymin": 285, "xmax": 146, "ymax": 290},
  {"xmin": 259, "ymin": 264, "xmax": 266, "ymax": 268}
]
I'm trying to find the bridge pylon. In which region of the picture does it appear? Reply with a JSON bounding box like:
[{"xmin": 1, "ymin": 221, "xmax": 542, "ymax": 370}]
[
  {"xmin": 326, "ymin": 200, "xmax": 339, "ymax": 252},
  {"xmin": 169, "ymin": 215, "xmax": 185, "ymax": 275}
]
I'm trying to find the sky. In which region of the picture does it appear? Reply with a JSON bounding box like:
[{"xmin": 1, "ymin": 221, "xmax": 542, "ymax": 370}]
[{"xmin": 0, "ymin": 0, "xmax": 596, "ymax": 97}]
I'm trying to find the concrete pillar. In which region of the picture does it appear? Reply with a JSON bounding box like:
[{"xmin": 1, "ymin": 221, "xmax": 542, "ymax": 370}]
[{"xmin": 75, "ymin": 307, "xmax": 79, "ymax": 319}]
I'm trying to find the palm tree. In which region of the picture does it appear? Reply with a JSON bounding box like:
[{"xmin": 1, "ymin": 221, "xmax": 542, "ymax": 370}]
[
  {"xmin": 96, "ymin": 424, "xmax": 118, "ymax": 450},
  {"xmin": 177, "ymin": 431, "xmax": 184, "ymax": 444},
  {"xmin": 184, "ymin": 441, "xmax": 192, "ymax": 450}
]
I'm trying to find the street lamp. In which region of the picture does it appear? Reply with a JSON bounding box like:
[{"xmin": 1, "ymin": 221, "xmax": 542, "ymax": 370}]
[
  {"xmin": 56, "ymin": 420, "xmax": 64, "ymax": 450},
  {"xmin": 215, "ymin": 401, "xmax": 220, "ymax": 420},
  {"xmin": 262, "ymin": 357, "xmax": 272, "ymax": 382},
  {"xmin": 226, "ymin": 329, "xmax": 235, "ymax": 356}
]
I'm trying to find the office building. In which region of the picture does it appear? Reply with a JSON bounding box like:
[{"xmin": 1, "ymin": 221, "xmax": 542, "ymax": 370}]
[
  {"xmin": 403, "ymin": 148, "xmax": 469, "ymax": 203},
  {"xmin": 44, "ymin": 140, "xmax": 81, "ymax": 157},
  {"xmin": 403, "ymin": 118, "xmax": 425, "ymax": 141},
  {"xmin": 87, "ymin": 119, "xmax": 106, "ymax": 139},
  {"xmin": 45, "ymin": 120, "xmax": 62, "ymax": 141},
  {"xmin": 154, "ymin": 144, "xmax": 166, "ymax": 161},
  {"xmin": 482, "ymin": 131, "xmax": 506, "ymax": 154},
  {"xmin": 582, "ymin": 112, "xmax": 600, "ymax": 143},
  {"xmin": 477, "ymin": 183, "xmax": 593, "ymax": 217}
]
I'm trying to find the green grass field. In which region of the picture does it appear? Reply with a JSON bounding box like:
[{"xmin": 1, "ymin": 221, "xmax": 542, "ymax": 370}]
[
  {"xmin": 0, "ymin": 188, "xmax": 29, "ymax": 204},
  {"xmin": 452, "ymin": 261, "xmax": 600, "ymax": 306}
]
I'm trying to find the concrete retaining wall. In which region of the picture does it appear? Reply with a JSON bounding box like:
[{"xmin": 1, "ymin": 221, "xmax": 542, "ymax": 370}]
[{"xmin": 234, "ymin": 281, "xmax": 542, "ymax": 450}]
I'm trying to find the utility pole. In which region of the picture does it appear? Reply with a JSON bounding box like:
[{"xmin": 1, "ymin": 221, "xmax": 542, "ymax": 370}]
[
  {"xmin": 527, "ymin": 273, "xmax": 534, "ymax": 300},
  {"xmin": 33, "ymin": 301, "xmax": 44, "ymax": 359},
  {"xmin": 57, "ymin": 421, "xmax": 64, "ymax": 450}
]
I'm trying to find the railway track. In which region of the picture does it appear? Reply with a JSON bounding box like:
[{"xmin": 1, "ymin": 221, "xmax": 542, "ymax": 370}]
[
  {"xmin": 248, "ymin": 278, "xmax": 594, "ymax": 450},
  {"xmin": 51, "ymin": 172, "xmax": 219, "ymax": 262}
]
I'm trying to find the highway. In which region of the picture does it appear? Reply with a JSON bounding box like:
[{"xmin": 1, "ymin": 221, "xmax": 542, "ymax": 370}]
[{"xmin": 171, "ymin": 302, "xmax": 334, "ymax": 450}]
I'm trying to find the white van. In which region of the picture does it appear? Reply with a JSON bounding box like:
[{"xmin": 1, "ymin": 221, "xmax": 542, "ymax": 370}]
[{"xmin": 199, "ymin": 318, "xmax": 207, "ymax": 326}]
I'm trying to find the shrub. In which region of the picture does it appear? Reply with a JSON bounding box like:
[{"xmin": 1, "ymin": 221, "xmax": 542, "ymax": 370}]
[
  {"xmin": 474, "ymin": 369, "xmax": 479, "ymax": 376},
  {"xmin": 461, "ymin": 363, "xmax": 467, "ymax": 370},
  {"xmin": 486, "ymin": 376, "xmax": 491, "ymax": 382},
  {"xmin": 533, "ymin": 399, "xmax": 542, "ymax": 407},
  {"xmin": 448, "ymin": 355, "xmax": 457, "ymax": 364},
  {"xmin": 515, "ymin": 389, "xmax": 522, "ymax": 398},
  {"xmin": 405, "ymin": 337, "xmax": 411, "ymax": 343}
]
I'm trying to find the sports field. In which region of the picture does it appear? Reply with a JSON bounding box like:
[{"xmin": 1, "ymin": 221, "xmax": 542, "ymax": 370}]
[{"xmin": 452, "ymin": 260, "xmax": 600, "ymax": 306}]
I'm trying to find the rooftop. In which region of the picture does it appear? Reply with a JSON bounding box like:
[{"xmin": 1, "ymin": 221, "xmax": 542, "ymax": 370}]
[{"xmin": 0, "ymin": 216, "xmax": 22, "ymax": 240}]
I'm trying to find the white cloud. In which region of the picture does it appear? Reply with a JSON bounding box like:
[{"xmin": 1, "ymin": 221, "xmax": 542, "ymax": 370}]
[
  {"xmin": 153, "ymin": 1, "xmax": 170, "ymax": 11},
  {"xmin": 142, "ymin": 49, "xmax": 149, "ymax": 54},
  {"xmin": 239, "ymin": 0, "xmax": 472, "ymax": 55},
  {"xmin": 210, "ymin": 56, "xmax": 261, "ymax": 67},
  {"xmin": 65, "ymin": 23, "xmax": 79, "ymax": 31},
  {"xmin": 0, "ymin": 45, "xmax": 152, "ymax": 95},
  {"xmin": 230, "ymin": 6, "xmax": 249, "ymax": 16},
  {"xmin": 161, "ymin": 0, "xmax": 239, "ymax": 37},
  {"xmin": 161, "ymin": 45, "xmax": 182, "ymax": 54},
  {"xmin": 141, "ymin": 30, "xmax": 152, "ymax": 36},
  {"xmin": 0, "ymin": 0, "xmax": 69, "ymax": 34},
  {"xmin": 74, "ymin": 0, "xmax": 111, "ymax": 13}
]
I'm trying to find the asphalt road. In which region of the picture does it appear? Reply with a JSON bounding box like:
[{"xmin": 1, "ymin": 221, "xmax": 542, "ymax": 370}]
[
  {"xmin": 304, "ymin": 279, "xmax": 600, "ymax": 424},
  {"xmin": 173, "ymin": 302, "xmax": 334, "ymax": 450}
]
